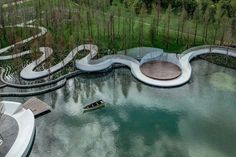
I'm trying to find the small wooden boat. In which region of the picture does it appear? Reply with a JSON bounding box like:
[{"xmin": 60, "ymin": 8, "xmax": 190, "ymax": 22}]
[{"xmin": 83, "ymin": 100, "xmax": 105, "ymax": 112}]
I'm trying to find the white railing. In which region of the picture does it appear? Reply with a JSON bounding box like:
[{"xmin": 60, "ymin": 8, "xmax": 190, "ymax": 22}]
[{"xmin": 181, "ymin": 45, "xmax": 236, "ymax": 56}]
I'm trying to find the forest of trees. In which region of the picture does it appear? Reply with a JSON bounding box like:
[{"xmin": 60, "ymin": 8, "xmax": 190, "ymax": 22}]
[
  {"xmin": 76, "ymin": 0, "xmax": 236, "ymax": 48},
  {"xmin": 0, "ymin": 0, "xmax": 236, "ymax": 62}
]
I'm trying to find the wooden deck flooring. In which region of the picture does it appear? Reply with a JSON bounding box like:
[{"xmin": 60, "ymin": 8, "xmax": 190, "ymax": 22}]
[
  {"xmin": 23, "ymin": 97, "xmax": 51, "ymax": 117},
  {"xmin": 140, "ymin": 61, "xmax": 181, "ymax": 80}
]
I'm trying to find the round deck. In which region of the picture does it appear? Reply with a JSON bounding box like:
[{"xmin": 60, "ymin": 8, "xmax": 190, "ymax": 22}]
[{"xmin": 140, "ymin": 61, "xmax": 182, "ymax": 80}]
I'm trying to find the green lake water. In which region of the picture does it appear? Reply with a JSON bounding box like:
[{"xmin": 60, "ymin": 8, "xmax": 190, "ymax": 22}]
[{"xmin": 2, "ymin": 60, "xmax": 236, "ymax": 157}]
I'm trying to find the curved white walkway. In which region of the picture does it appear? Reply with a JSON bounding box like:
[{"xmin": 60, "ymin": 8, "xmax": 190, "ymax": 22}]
[
  {"xmin": 76, "ymin": 45, "xmax": 236, "ymax": 87},
  {"xmin": 0, "ymin": 20, "xmax": 235, "ymax": 87},
  {"xmin": 0, "ymin": 21, "xmax": 47, "ymax": 55},
  {"xmin": 1, "ymin": 101, "xmax": 35, "ymax": 157},
  {"xmin": 20, "ymin": 45, "xmax": 97, "ymax": 80}
]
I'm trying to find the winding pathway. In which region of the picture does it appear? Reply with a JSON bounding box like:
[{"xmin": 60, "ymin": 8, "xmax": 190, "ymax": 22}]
[
  {"xmin": 76, "ymin": 45, "xmax": 236, "ymax": 87},
  {"xmin": 0, "ymin": 20, "xmax": 236, "ymax": 89}
]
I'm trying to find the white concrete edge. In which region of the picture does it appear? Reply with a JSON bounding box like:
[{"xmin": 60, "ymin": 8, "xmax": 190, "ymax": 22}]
[
  {"xmin": 76, "ymin": 45, "xmax": 236, "ymax": 87},
  {"xmin": 0, "ymin": 19, "xmax": 235, "ymax": 87},
  {"xmin": 1, "ymin": 101, "xmax": 35, "ymax": 157}
]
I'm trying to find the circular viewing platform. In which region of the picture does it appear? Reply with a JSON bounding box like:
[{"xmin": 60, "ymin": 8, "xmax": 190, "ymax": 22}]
[{"xmin": 140, "ymin": 60, "xmax": 182, "ymax": 80}]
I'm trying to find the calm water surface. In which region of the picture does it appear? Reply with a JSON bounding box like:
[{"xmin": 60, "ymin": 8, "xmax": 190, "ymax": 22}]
[{"xmin": 2, "ymin": 60, "xmax": 236, "ymax": 157}]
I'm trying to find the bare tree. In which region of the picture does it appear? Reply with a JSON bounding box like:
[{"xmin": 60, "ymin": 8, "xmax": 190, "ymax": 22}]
[
  {"xmin": 193, "ymin": 5, "xmax": 201, "ymax": 44},
  {"xmin": 117, "ymin": 4, "xmax": 121, "ymax": 37},
  {"xmin": 212, "ymin": 4, "xmax": 221, "ymax": 44},
  {"xmin": 155, "ymin": 0, "xmax": 161, "ymax": 37},
  {"xmin": 31, "ymin": 40, "xmax": 39, "ymax": 66},
  {"xmin": 180, "ymin": 7, "xmax": 188, "ymax": 43},
  {"xmin": 43, "ymin": 33, "xmax": 53, "ymax": 78},
  {"xmin": 177, "ymin": 7, "xmax": 187, "ymax": 44},
  {"xmin": 202, "ymin": 5, "xmax": 210, "ymax": 44},
  {"xmin": 0, "ymin": 102, "xmax": 4, "ymax": 146},
  {"xmin": 138, "ymin": 5, "xmax": 145, "ymax": 49},
  {"xmin": 165, "ymin": 4, "xmax": 172, "ymax": 49},
  {"xmin": 220, "ymin": 15, "xmax": 230, "ymax": 45},
  {"xmin": 0, "ymin": 6, "xmax": 7, "ymax": 41}
]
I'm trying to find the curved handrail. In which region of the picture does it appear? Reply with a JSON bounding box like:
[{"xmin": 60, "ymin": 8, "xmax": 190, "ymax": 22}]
[
  {"xmin": 0, "ymin": 20, "xmax": 235, "ymax": 88},
  {"xmin": 0, "ymin": 79, "xmax": 66, "ymax": 97},
  {"xmin": 76, "ymin": 45, "xmax": 236, "ymax": 87},
  {"xmin": 181, "ymin": 45, "xmax": 236, "ymax": 56}
]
